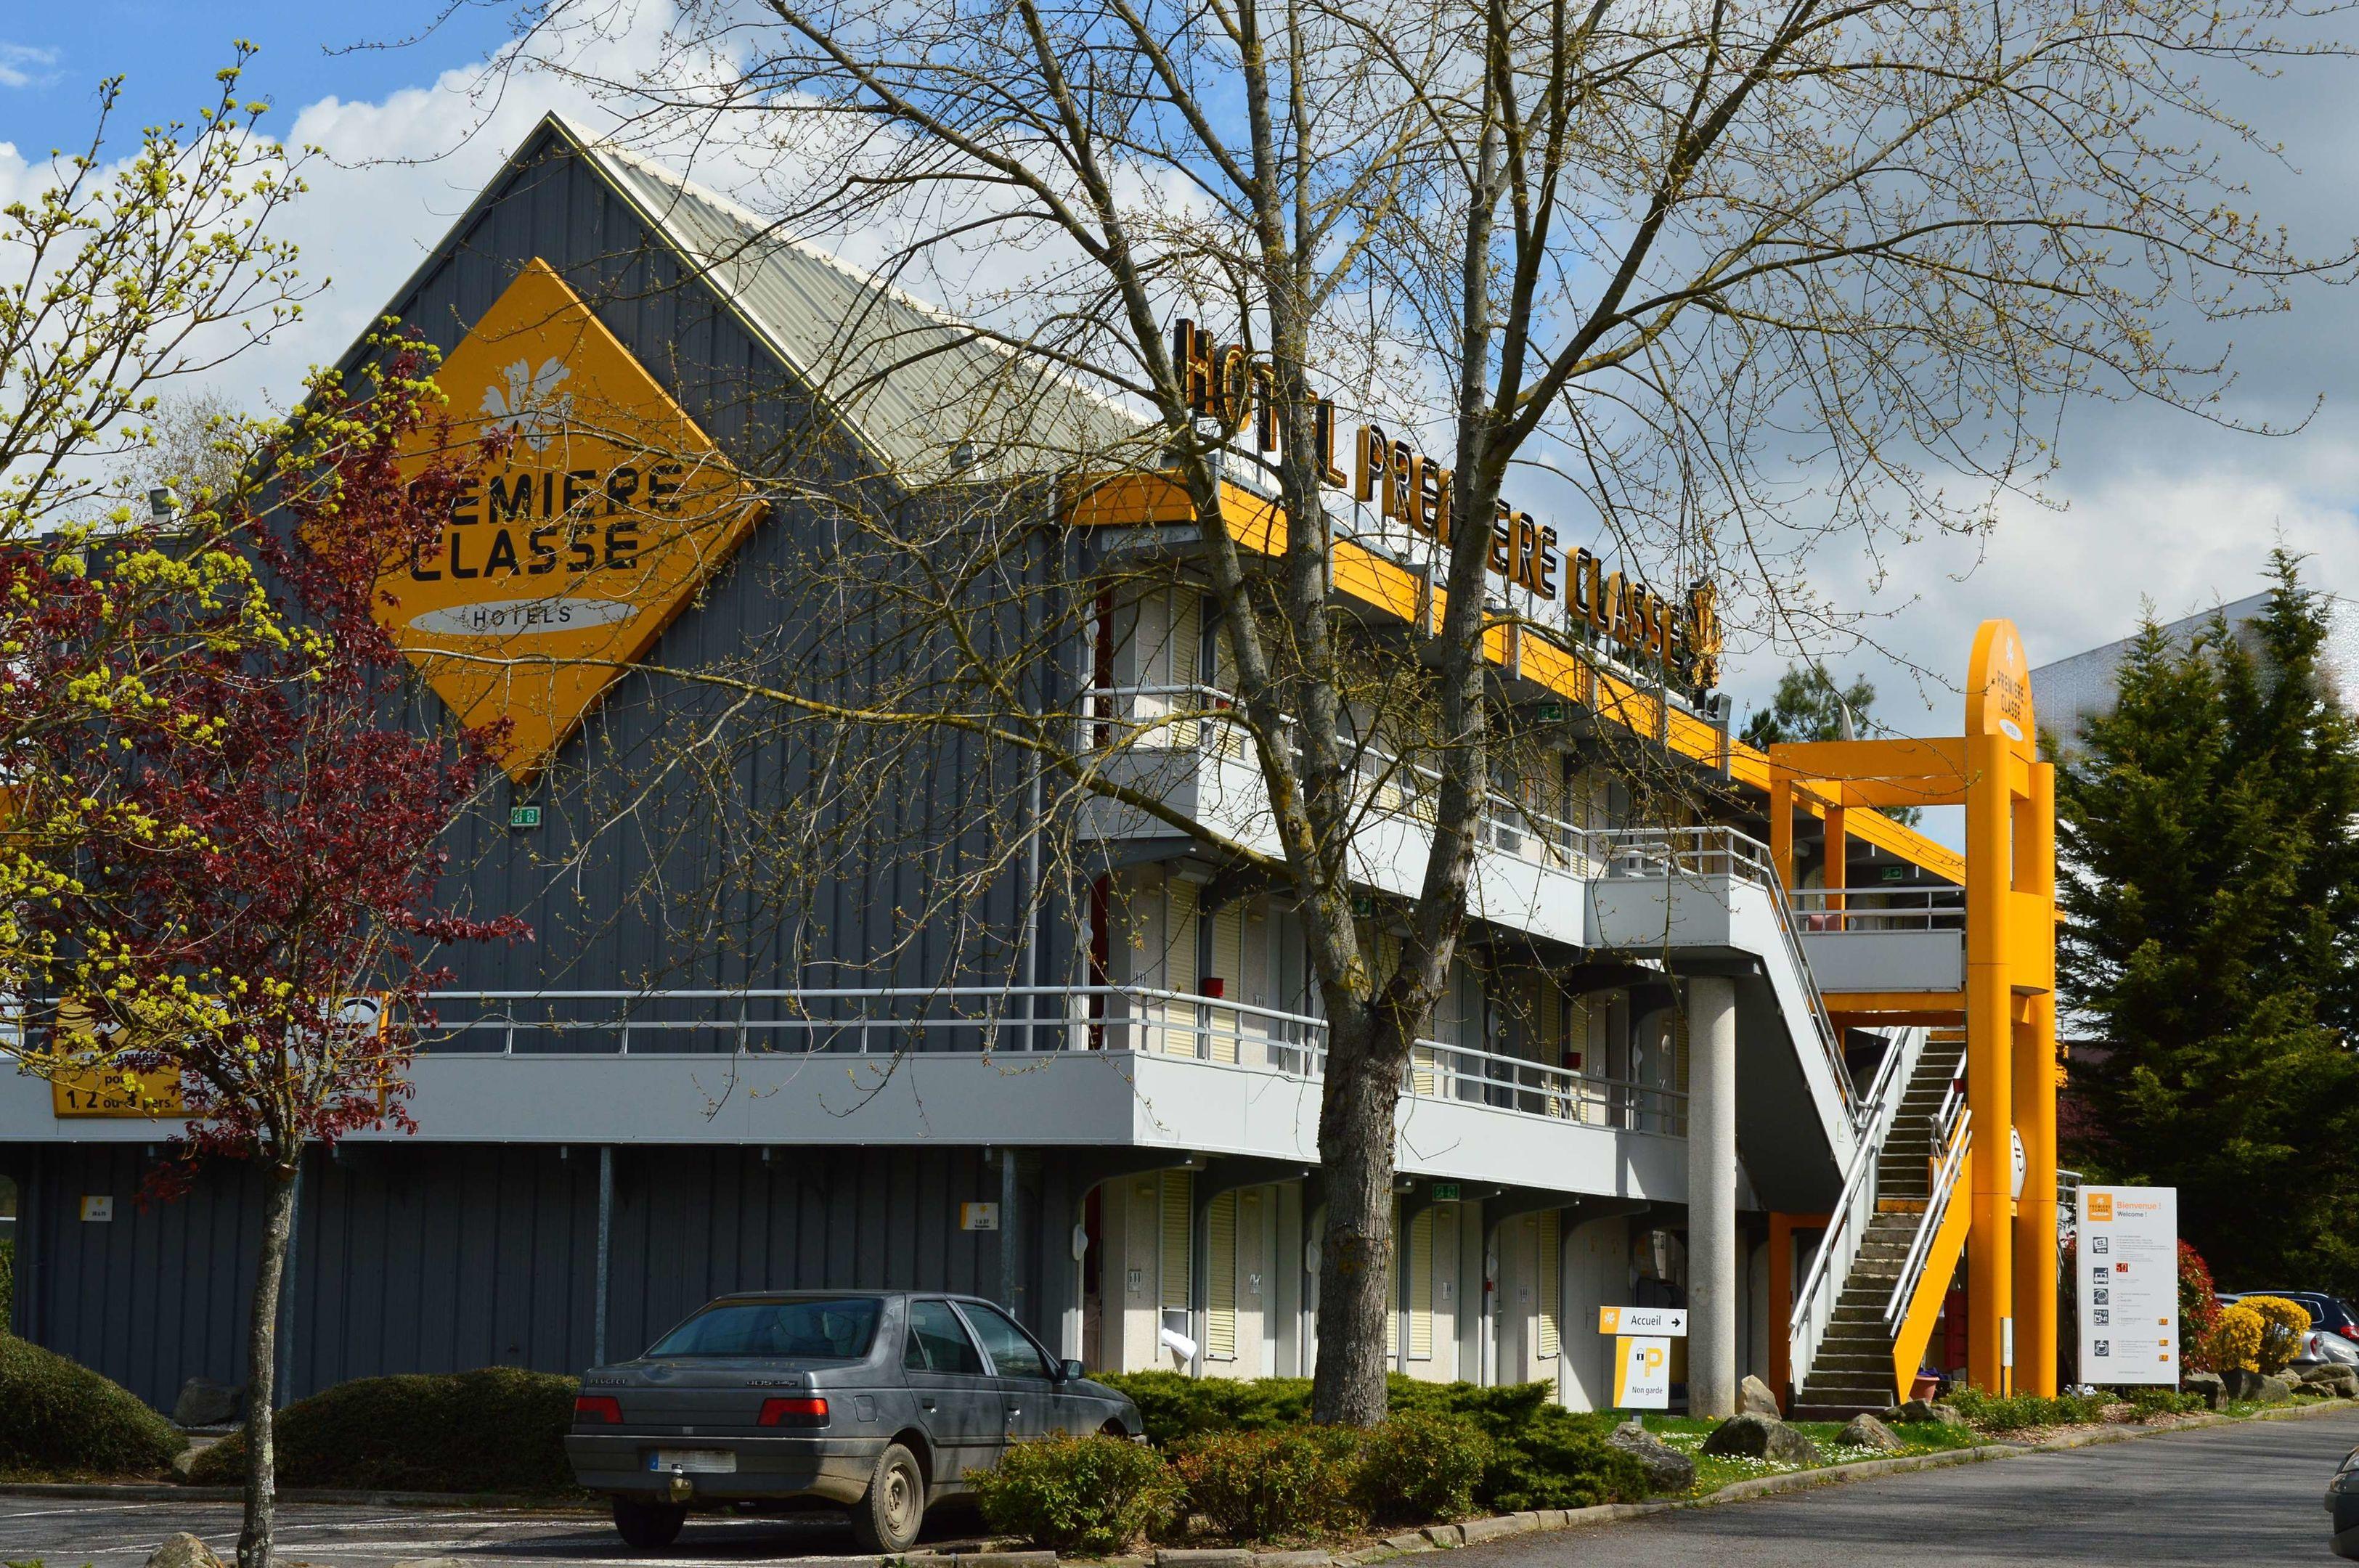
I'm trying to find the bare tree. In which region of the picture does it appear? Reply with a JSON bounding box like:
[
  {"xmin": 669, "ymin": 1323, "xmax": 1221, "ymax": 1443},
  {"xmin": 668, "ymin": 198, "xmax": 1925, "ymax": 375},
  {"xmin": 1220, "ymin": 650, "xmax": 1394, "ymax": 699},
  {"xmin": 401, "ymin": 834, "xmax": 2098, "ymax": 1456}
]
[{"xmin": 438, "ymin": 0, "xmax": 2350, "ymax": 1421}]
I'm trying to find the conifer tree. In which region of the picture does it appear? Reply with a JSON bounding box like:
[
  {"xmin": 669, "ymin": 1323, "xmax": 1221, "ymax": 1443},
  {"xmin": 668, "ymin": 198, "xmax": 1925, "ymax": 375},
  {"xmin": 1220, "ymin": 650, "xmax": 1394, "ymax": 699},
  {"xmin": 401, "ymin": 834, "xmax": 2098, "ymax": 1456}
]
[{"xmin": 2056, "ymin": 551, "xmax": 2359, "ymax": 1293}]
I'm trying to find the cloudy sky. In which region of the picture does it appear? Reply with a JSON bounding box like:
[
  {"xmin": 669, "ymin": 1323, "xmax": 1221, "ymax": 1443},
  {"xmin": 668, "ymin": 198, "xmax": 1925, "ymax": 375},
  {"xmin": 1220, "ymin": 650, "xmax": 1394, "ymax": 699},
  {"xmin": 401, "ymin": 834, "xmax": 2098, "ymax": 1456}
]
[{"xmin": 7, "ymin": 1, "xmax": 2359, "ymax": 742}]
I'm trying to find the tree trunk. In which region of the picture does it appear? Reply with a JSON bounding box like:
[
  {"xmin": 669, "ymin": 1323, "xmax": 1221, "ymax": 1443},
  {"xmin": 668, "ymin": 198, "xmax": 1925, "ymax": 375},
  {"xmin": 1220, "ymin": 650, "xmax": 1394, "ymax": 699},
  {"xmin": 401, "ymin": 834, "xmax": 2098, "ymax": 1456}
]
[
  {"xmin": 1311, "ymin": 1011, "xmax": 1409, "ymax": 1426},
  {"xmin": 236, "ymin": 1159, "xmax": 300, "ymax": 1568}
]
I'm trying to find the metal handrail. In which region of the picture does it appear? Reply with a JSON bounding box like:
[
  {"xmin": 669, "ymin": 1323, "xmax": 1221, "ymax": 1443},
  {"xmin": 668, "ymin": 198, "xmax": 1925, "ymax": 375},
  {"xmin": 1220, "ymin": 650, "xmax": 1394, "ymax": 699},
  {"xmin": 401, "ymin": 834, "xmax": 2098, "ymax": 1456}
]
[
  {"xmin": 415, "ymin": 984, "xmax": 1690, "ymax": 1135},
  {"xmin": 1790, "ymin": 1027, "xmax": 1920, "ymax": 1336},
  {"xmin": 1885, "ymin": 1108, "xmax": 1973, "ymax": 1328}
]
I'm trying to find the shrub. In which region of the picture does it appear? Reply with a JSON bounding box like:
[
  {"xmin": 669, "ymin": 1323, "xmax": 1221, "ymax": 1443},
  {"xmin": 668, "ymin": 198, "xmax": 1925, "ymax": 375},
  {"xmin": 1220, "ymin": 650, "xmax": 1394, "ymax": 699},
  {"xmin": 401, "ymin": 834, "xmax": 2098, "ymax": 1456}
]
[
  {"xmin": 1170, "ymin": 1427, "xmax": 1364, "ymax": 1543},
  {"xmin": 0, "ymin": 1334, "xmax": 184, "ymax": 1477},
  {"xmin": 0, "ymin": 1236, "xmax": 13, "ymax": 1329},
  {"xmin": 1096, "ymin": 1371, "xmax": 1313, "ymax": 1447},
  {"xmin": 1942, "ymin": 1387, "xmax": 2113, "ymax": 1434},
  {"xmin": 2122, "ymin": 1387, "xmax": 2204, "ymax": 1421},
  {"xmin": 186, "ymin": 1365, "xmax": 576, "ymax": 1493},
  {"xmin": 1475, "ymin": 1404, "xmax": 1650, "ymax": 1509},
  {"xmin": 2238, "ymin": 1296, "xmax": 2310, "ymax": 1375},
  {"xmin": 2177, "ymin": 1244, "xmax": 2220, "ymax": 1373},
  {"xmin": 2211, "ymin": 1304, "xmax": 2263, "ymax": 1373},
  {"xmin": 972, "ymin": 1433, "xmax": 1183, "ymax": 1554},
  {"xmin": 1353, "ymin": 1410, "xmax": 1491, "ymax": 1525}
]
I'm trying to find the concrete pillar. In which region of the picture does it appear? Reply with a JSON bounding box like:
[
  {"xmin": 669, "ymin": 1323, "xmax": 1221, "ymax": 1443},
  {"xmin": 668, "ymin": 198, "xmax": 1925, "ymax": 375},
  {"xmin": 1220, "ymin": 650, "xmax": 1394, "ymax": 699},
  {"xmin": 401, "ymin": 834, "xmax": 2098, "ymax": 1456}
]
[{"xmin": 1687, "ymin": 974, "xmax": 1739, "ymax": 1417}]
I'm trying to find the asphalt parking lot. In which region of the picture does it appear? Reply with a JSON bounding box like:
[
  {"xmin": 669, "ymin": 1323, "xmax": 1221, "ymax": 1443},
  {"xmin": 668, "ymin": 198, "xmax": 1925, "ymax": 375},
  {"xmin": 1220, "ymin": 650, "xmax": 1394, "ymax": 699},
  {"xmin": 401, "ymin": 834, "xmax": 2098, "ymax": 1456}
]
[
  {"xmin": 0, "ymin": 1495, "xmax": 987, "ymax": 1567},
  {"xmin": 3, "ymin": 1407, "xmax": 2354, "ymax": 1567}
]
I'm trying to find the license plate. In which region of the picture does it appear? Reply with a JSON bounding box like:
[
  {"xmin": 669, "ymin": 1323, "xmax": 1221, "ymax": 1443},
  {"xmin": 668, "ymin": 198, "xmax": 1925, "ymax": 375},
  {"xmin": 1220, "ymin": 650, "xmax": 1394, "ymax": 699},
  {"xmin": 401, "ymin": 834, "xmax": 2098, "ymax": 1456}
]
[{"xmin": 648, "ymin": 1449, "xmax": 737, "ymax": 1474}]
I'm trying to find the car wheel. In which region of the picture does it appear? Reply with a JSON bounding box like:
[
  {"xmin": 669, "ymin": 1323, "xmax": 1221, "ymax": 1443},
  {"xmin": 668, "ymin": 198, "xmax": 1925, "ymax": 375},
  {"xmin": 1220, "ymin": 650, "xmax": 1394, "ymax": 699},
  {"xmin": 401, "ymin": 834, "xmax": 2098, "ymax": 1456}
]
[
  {"xmin": 850, "ymin": 1442, "xmax": 926, "ymax": 1553},
  {"xmin": 613, "ymin": 1497, "xmax": 688, "ymax": 1550}
]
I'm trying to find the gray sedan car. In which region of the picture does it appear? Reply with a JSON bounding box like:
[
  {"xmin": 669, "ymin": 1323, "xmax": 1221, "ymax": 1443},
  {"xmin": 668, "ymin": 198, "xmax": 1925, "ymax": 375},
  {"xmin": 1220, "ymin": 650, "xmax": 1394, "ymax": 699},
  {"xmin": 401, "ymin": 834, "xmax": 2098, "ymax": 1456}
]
[{"xmin": 567, "ymin": 1291, "xmax": 1145, "ymax": 1551}]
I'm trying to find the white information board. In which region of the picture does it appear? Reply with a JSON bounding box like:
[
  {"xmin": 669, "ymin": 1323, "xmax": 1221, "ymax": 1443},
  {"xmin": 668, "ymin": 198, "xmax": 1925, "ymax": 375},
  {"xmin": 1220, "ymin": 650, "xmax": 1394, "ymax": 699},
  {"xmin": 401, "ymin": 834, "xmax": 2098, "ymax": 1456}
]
[
  {"xmin": 1611, "ymin": 1336, "xmax": 1672, "ymax": 1409},
  {"xmin": 2077, "ymin": 1185, "xmax": 2178, "ymax": 1385}
]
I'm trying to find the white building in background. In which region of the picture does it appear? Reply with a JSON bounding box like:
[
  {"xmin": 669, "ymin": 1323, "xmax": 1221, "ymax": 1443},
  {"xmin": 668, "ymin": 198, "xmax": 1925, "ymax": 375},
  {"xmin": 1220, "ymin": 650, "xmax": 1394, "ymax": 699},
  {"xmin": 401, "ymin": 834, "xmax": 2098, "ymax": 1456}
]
[{"xmin": 2031, "ymin": 591, "xmax": 2359, "ymax": 753}]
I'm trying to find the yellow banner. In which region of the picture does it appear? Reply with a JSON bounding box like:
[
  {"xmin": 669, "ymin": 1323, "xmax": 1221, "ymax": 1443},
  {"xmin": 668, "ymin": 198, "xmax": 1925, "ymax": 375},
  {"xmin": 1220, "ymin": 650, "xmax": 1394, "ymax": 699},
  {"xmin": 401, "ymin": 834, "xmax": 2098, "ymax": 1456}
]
[
  {"xmin": 45, "ymin": 1000, "xmax": 184, "ymax": 1119},
  {"xmin": 385, "ymin": 258, "xmax": 765, "ymax": 780}
]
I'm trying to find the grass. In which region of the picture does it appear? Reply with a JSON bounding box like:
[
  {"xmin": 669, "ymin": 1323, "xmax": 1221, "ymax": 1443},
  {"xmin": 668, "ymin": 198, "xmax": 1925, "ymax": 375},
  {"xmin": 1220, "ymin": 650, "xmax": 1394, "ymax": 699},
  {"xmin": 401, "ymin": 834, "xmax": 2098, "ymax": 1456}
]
[{"xmin": 1637, "ymin": 1414, "xmax": 1984, "ymax": 1497}]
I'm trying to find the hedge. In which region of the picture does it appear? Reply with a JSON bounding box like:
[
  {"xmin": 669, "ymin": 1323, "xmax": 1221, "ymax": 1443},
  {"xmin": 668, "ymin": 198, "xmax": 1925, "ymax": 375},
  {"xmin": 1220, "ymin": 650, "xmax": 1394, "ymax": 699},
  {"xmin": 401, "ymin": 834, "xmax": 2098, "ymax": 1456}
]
[
  {"xmin": 971, "ymin": 1432, "xmax": 1184, "ymax": 1553},
  {"xmin": 187, "ymin": 1365, "xmax": 577, "ymax": 1493},
  {"xmin": 0, "ymin": 1333, "xmax": 185, "ymax": 1477}
]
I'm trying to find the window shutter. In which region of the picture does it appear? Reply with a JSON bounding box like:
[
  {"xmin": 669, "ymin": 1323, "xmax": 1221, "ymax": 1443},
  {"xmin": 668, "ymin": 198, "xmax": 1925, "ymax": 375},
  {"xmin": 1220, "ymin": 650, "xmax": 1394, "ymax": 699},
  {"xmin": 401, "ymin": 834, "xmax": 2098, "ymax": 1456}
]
[
  {"xmin": 1163, "ymin": 879, "xmax": 1199, "ymax": 1055},
  {"xmin": 1385, "ymin": 1203, "xmax": 1401, "ymax": 1359},
  {"xmin": 1161, "ymin": 1171, "xmax": 1194, "ymax": 1315},
  {"xmin": 1409, "ymin": 1207, "xmax": 1435, "ymax": 1360},
  {"xmin": 1207, "ymin": 902, "xmax": 1243, "ymax": 1063},
  {"xmin": 1206, "ymin": 1192, "xmax": 1238, "ymax": 1359},
  {"xmin": 1536, "ymin": 1209, "xmax": 1562, "ymax": 1360}
]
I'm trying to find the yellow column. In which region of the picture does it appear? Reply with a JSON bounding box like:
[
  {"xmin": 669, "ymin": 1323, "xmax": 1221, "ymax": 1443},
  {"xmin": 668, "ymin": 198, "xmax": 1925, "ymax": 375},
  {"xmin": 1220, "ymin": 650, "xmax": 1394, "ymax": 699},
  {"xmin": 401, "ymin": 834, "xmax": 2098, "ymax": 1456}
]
[
  {"xmin": 2012, "ymin": 761, "xmax": 2058, "ymax": 1396},
  {"xmin": 1965, "ymin": 732, "xmax": 2014, "ymax": 1393},
  {"xmin": 1825, "ymin": 804, "xmax": 1847, "ymax": 918},
  {"xmin": 1770, "ymin": 776, "xmax": 1795, "ymax": 889}
]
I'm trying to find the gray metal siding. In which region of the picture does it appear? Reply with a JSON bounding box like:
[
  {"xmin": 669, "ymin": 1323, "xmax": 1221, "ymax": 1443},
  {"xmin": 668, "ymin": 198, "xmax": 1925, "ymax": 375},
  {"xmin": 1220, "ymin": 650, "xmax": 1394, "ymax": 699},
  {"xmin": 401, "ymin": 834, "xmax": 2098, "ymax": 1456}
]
[
  {"xmin": 5, "ymin": 1140, "xmax": 1070, "ymax": 1410},
  {"xmin": 351, "ymin": 125, "xmax": 1077, "ymax": 1016}
]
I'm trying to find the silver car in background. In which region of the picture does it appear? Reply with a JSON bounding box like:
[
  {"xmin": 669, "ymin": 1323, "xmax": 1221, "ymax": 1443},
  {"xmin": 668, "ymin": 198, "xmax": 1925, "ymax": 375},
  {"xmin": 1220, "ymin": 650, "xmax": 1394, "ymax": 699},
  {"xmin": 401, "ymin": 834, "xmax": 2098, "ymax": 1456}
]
[{"xmin": 567, "ymin": 1291, "xmax": 1144, "ymax": 1551}]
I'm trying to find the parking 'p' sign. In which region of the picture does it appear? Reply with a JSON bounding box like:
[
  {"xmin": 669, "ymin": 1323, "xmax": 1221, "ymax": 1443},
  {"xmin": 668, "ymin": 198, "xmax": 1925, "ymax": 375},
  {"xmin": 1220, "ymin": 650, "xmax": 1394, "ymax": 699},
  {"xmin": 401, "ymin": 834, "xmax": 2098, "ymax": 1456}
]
[{"xmin": 1613, "ymin": 1336, "xmax": 1672, "ymax": 1409}]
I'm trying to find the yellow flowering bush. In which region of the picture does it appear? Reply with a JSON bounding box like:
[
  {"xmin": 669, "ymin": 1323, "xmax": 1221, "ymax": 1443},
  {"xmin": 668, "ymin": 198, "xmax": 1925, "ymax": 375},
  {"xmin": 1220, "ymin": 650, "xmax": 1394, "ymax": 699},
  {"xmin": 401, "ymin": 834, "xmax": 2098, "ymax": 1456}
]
[
  {"xmin": 2210, "ymin": 1304, "xmax": 2264, "ymax": 1373},
  {"xmin": 2238, "ymin": 1296, "xmax": 2312, "ymax": 1374}
]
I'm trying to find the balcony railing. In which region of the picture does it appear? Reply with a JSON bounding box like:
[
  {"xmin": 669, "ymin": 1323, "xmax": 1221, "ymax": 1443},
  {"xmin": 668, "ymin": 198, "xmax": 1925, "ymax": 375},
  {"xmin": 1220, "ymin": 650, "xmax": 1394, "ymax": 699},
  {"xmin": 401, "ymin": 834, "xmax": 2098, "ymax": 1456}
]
[
  {"xmin": 1788, "ymin": 886, "xmax": 1965, "ymax": 933},
  {"xmin": 416, "ymin": 984, "xmax": 1687, "ymax": 1135},
  {"xmin": 1078, "ymin": 684, "xmax": 1863, "ymax": 1124}
]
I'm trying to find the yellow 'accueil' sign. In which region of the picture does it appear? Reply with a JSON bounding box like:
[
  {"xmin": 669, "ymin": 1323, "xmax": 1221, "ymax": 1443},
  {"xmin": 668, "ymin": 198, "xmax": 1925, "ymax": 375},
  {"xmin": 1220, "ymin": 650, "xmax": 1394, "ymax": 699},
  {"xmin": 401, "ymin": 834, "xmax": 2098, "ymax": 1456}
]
[{"xmin": 386, "ymin": 258, "xmax": 765, "ymax": 780}]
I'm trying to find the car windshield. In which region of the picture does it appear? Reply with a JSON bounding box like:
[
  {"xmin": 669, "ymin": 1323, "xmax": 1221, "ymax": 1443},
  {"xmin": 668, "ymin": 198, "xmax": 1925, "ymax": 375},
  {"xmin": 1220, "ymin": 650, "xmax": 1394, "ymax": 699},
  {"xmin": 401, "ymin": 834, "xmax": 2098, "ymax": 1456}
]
[{"xmin": 646, "ymin": 1297, "xmax": 884, "ymax": 1360}]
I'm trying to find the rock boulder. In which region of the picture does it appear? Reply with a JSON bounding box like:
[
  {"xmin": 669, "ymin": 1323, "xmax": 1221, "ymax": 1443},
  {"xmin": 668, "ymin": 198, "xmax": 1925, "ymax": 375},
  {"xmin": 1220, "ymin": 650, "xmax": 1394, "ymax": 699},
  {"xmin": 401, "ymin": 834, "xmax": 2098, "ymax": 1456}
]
[
  {"xmin": 2181, "ymin": 1371, "xmax": 2228, "ymax": 1410},
  {"xmin": 1883, "ymin": 1398, "xmax": 1966, "ymax": 1427},
  {"xmin": 171, "ymin": 1377, "xmax": 242, "ymax": 1428},
  {"xmin": 1606, "ymin": 1418, "xmax": 1697, "ymax": 1495},
  {"xmin": 2300, "ymin": 1365, "xmax": 2359, "ymax": 1398},
  {"xmin": 2222, "ymin": 1369, "xmax": 2299, "ymax": 1402},
  {"xmin": 1737, "ymin": 1375, "xmax": 1782, "ymax": 1418},
  {"xmin": 144, "ymin": 1535, "xmax": 225, "ymax": 1568},
  {"xmin": 1698, "ymin": 1412, "xmax": 1821, "ymax": 1466},
  {"xmin": 1836, "ymin": 1413, "xmax": 1907, "ymax": 1453}
]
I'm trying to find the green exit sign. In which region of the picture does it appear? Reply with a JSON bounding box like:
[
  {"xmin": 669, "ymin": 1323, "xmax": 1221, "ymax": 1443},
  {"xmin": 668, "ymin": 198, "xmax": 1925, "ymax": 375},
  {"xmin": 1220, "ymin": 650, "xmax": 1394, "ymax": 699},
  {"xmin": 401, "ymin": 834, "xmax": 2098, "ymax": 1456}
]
[
  {"xmin": 1430, "ymin": 1182, "xmax": 1461, "ymax": 1201},
  {"xmin": 1536, "ymin": 702, "xmax": 1564, "ymax": 722},
  {"xmin": 1880, "ymin": 862, "xmax": 1907, "ymax": 883},
  {"xmin": 509, "ymin": 804, "xmax": 542, "ymax": 830}
]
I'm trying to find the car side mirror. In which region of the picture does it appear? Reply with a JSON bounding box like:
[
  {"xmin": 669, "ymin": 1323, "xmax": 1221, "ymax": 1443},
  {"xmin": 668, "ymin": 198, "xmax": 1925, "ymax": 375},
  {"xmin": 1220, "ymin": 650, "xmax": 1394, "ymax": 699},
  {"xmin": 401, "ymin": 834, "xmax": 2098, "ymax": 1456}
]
[{"xmin": 1059, "ymin": 1359, "xmax": 1086, "ymax": 1383}]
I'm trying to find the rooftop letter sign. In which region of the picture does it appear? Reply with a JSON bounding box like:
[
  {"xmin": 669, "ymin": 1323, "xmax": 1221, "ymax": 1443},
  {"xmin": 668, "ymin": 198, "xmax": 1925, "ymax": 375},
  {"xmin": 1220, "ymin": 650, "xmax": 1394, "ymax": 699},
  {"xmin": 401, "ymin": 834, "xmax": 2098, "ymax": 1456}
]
[{"xmin": 385, "ymin": 258, "xmax": 764, "ymax": 780}]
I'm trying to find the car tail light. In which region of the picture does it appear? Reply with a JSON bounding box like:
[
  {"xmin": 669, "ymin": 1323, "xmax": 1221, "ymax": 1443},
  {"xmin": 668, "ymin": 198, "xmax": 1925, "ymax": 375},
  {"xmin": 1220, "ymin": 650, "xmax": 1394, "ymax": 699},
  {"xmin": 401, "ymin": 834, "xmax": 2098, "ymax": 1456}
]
[
  {"xmin": 2338, "ymin": 1324, "xmax": 2359, "ymax": 1342},
  {"xmin": 574, "ymin": 1395, "xmax": 623, "ymax": 1425},
  {"xmin": 758, "ymin": 1396, "xmax": 830, "ymax": 1427}
]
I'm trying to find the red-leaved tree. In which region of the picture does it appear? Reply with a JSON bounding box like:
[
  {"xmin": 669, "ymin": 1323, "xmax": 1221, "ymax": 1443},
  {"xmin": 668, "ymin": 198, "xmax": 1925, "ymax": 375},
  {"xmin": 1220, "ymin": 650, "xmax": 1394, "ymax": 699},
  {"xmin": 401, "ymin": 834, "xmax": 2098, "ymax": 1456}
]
[{"xmin": 6, "ymin": 343, "xmax": 525, "ymax": 1568}]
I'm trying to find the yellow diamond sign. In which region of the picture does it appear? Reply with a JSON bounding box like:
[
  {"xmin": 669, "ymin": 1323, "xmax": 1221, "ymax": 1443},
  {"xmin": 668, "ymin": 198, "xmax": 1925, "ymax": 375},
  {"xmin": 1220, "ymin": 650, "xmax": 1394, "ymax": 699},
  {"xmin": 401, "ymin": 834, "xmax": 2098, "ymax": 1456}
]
[{"xmin": 383, "ymin": 258, "xmax": 764, "ymax": 780}]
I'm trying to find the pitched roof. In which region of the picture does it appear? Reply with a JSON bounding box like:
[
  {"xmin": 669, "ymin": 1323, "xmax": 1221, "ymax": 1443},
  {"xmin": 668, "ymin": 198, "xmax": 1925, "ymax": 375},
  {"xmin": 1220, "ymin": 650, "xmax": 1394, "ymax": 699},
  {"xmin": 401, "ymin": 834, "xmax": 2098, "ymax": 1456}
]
[{"xmin": 555, "ymin": 114, "xmax": 1146, "ymax": 486}]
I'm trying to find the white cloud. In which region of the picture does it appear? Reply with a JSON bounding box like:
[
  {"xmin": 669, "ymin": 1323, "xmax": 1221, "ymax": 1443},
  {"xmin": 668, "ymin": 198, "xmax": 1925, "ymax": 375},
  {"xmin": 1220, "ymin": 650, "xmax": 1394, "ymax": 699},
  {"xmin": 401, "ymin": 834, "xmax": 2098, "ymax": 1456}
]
[{"xmin": 0, "ymin": 44, "xmax": 61, "ymax": 91}]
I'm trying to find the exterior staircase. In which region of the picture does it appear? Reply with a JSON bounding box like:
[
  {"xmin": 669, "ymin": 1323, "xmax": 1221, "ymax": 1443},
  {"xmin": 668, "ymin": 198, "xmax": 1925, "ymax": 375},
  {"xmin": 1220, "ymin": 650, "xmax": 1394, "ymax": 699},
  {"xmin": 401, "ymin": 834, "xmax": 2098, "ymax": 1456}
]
[{"xmin": 1790, "ymin": 1030, "xmax": 1967, "ymax": 1418}]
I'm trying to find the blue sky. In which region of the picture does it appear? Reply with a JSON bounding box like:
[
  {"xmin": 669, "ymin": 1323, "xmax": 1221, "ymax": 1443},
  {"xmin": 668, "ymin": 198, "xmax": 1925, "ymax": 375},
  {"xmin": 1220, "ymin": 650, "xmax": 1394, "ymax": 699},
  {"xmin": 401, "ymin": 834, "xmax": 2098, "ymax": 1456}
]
[{"xmin": 0, "ymin": 5, "xmax": 514, "ymax": 151}]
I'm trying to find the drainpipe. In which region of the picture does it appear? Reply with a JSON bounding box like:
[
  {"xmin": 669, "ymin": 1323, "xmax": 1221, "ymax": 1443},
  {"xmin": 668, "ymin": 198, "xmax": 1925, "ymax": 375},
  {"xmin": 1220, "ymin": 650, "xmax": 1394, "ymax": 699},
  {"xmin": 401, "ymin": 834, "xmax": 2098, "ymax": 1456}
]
[
  {"xmin": 1001, "ymin": 1148, "xmax": 1021, "ymax": 1319},
  {"xmin": 595, "ymin": 1146, "xmax": 614, "ymax": 1365}
]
